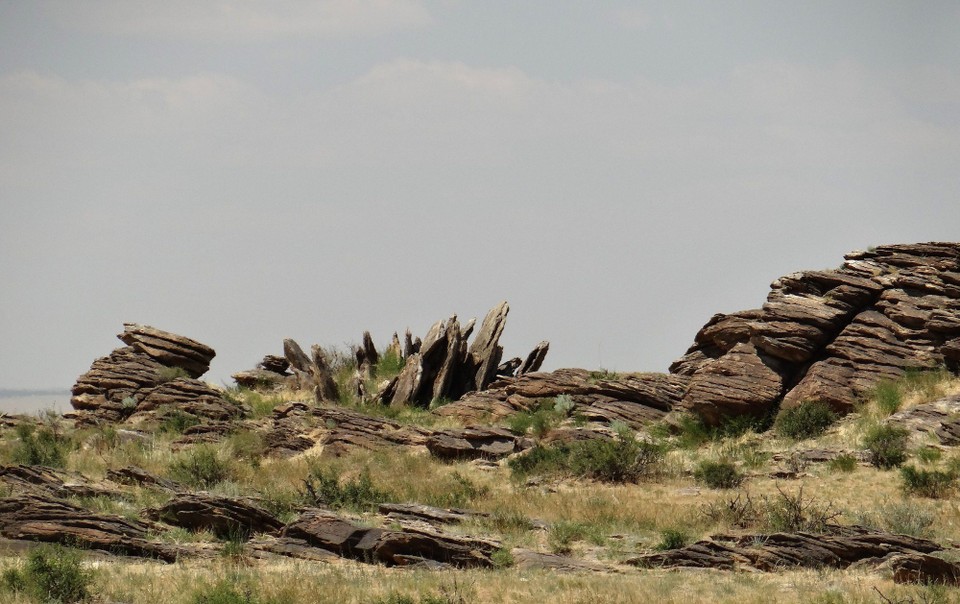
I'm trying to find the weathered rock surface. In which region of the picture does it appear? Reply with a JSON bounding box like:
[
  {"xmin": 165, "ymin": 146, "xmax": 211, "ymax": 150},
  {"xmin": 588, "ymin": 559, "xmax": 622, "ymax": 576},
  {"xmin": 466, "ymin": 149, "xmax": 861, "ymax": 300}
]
[
  {"xmin": 512, "ymin": 549, "xmax": 612, "ymax": 573},
  {"xmin": 264, "ymin": 402, "xmax": 429, "ymax": 457},
  {"xmin": 437, "ymin": 368, "xmax": 687, "ymax": 429},
  {"xmin": 670, "ymin": 243, "xmax": 960, "ymax": 424},
  {"xmin": 0, "ymin": 465, "xmax": 122, "ymax": 500},
  {"xmin": 426, "ymin": 427, "xmax": 530, "ymax": 460},
  {"xmin": 118, "ymin": 323, "xmax": 215, "ymax": 378},
  {"xmin": 105, "ymin": 466, "xmax": 183, "ymax": 492},
  {"xmin": 378, "ymin": 503, "xmax": 488, "ymax": 526},
  {"xmin": 70, "ymin": 324, "xmax": 237, "ymax": 426},
  {"xmin": 891, "ymin": 553, "xmax": 960, "ymax": 585},
  {"xmin": 283, "ymin": 339, "xmax": 340, "ymax": 402},
  {"xmin": 0, "ymin": 493, "xmax": 178, "ymax": 561},
  {"xmin": 630, "ymin": 525, "xmax": 943, "ymax": 571},
  {"xmin": 281, "ymin": 509, "xmax": 497, "ymax": 567},
  {"xmin": 886, "ymin": 393, "xmax": 960, "ymax": 445},
  {"xmin": 146, "ymin": 493, "xmax": 283, "ymax": 538}
]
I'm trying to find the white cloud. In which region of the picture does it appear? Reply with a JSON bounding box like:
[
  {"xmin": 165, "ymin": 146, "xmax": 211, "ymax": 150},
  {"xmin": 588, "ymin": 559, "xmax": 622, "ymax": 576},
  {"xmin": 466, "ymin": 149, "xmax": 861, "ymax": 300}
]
[{"xmin": 43, "ymin": 0, "xmax": 431, "ymax": 40}]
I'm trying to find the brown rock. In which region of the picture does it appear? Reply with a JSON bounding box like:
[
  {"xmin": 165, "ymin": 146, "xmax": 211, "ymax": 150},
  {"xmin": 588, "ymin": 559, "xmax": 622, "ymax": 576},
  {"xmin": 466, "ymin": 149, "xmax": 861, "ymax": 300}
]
[
  {"xmin": 891, "ymin": 553, "xmax": 960, "ymax": 585},
  {"xmin": 467, "ymin": 301, "xmax": 509, "ymax": 391},
  {"xmin": 147, "ymin": 493, "xmax": 283, "ymax": 538},
  {"xmin": 0, "ymin": 493, "xmax": 178, "ymax": 561},
  {"xmin": 518, "ymin": 341, "xmax": 550, "ymax": 376},
  {"xmin": 282, "ymin": 509, "xmax": 496, "ymax": 567},
  {"xmin": 426, "ymin": 427, "xmax": 528, "ymax": 460},
  {"xmin": 118, "ymin": 323, "xmax": 215, "ymax": 378},
  {"xmin": 630, "ymin": 525, "xmax": 943, "ymax": 571}
]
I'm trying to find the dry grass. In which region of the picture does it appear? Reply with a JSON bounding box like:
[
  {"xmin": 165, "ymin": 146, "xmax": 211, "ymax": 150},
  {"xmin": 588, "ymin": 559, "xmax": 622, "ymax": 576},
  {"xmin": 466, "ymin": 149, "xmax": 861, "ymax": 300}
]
[{"xmin": 0, "ymin": 555, "xmax": 951, "ymax": 604}]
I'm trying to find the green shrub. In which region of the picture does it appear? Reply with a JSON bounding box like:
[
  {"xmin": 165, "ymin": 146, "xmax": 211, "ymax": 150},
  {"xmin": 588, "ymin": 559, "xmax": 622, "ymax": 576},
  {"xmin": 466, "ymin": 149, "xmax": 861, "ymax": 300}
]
[
  {"xmin": 191, "ymin": 580, "xmax": 256, "ymax": 604},
  {"xmin": 654, "ymin": 528, "xmax": 689, "ymax": 551},
  {"xmin": 827, "ymin": 453, "xmax": 858, "ymax": 473},
  {"xmin": 376, "ymin": 349, "xmax": 406, "ymax": 380},
  {"xmin": 693, "ymin": 460, "xmax": 744, "ymax": 489},
  {"xmin": 673, "ymin": 414, "xmax": 711, "ymax": 448},
  {"xmin": 158, "ymin": 410, "xmax": 200, "ymax": 434},
  {"xmin": 168, "ymin": 446, "xmax": 235, "ymax": 489},
  {"xmin": 12, "ymin": 424, "xmax": 72, "ymax": 467},
  {"xmin": 775, "ymin": 401, "xmax": 837, "ymax": 440},
  {"xmin": 763, "ymin": 485, "xmax": 839, "ymax": 533},
  {"xmin": 914, "ymin": 447, "xmax": 942, "ymax": 465},
  {"xmin": 423, "ymin": 472, "xmax": 488, "ymax": 509},
  {"xmin": 157, "ymin": 366, "xmax": 191, "ymax": 383},
  {"xmin": 863, "ymin": 424, "xmax": 909, "ymax": 469},
  {"xmin": 490, "ymin": 547, "xmax": 515, "ymax": 568},
  {"xmin": 300, "ymin": 466, "xmax": 393, "ymax": 511},
  {"xmin": 873, "ymin": 380, "xmax": 902, "ymax": 416},
  {"xmin": 851, "ymin": 500, "xmax": 936, "ymax": 538},
  {"xmin": 3, "ymin": 545, "xmax": 94, "ymax": 603},
  {"xmin": 508, "ymin": 431, "xmax": 663, "ymax": 483},
  {"xmin": 548, "ymin": 521, "xmax": 603, "ymax": 554},
  {"xmin": 900, "ymin": 466, "xmax": 957, "ymax": 499}
]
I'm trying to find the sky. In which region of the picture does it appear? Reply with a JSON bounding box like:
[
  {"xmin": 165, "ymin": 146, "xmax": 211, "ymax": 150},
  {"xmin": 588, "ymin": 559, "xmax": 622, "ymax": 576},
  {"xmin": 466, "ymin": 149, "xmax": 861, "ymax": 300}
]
[{"xmin": 1, "ymin": 1, "xmax": 959, "ymax": 392}]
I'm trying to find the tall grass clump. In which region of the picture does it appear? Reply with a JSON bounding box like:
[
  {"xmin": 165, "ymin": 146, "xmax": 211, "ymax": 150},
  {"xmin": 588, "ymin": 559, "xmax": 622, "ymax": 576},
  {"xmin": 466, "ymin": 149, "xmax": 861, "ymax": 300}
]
[
  {"xmin": 873, "ymin": 380, "xmax": 903, "ymax": 416},
  {"xmin": 774, "ymin": 401, "xmax": 837, "ymax": 440},
  {"xmin": 168, "ymin": 445, "xmax": 236, "ymax": 489},
  {"xmin": 862, "ymin": 424, "xmax": 909, "ymax": 469},
  {"xmin": 300, "ymin": 465, "xmax": 394, "ymax": 511},
  {"xmin": 693, "ymin": 460, "xmax": 744, "ymax": 489},
  {"xmin": 509, "ymin": 429, "xmax": 663, "ymax": 483},
  {"xmin": 900, "ymin": 466, "xmax": 957, "ymax": 499},
  {"xmin": 12, "ymin": 424, "xmax": 72, "ymax": 467},
  {"xmin": 1, "ymin": 545, "xmax": 94, "ymax": 603}
]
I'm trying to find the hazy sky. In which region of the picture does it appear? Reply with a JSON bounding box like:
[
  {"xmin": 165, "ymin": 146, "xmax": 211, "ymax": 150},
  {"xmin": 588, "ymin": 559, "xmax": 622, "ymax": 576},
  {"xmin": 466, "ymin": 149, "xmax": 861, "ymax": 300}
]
[{"xmin": 1, "ymin": 1, "xmax": 959, "ymax": 392}]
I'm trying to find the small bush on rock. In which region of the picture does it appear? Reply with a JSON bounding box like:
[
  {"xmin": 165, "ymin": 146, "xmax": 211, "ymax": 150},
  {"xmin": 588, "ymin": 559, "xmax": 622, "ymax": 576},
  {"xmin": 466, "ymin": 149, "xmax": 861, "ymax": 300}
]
[
  {"xmin": 775, "ymin": 401, "xmax": 837, "ymax": 440},
  {"xmin": 863, "ymin": 424, "xmax": 909, "ymax": 469},
  {"xmin": 654, "ymin": 528, "xmax": 690, "ymax": 551},
  {"xmin": 300, "ymin": 466, "xmax": 393, "ymax": 512}
]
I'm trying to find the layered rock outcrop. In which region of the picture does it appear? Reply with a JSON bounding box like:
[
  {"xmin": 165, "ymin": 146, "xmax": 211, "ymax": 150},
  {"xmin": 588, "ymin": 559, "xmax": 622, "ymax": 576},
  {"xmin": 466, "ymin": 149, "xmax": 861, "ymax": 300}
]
[
  {"xmin": 70, "ymin": 324, "xmax": 241, "ymax": 425},
  {"xmin": 672, "ymin": 243, "xmax": 960, "ymax": 424}
]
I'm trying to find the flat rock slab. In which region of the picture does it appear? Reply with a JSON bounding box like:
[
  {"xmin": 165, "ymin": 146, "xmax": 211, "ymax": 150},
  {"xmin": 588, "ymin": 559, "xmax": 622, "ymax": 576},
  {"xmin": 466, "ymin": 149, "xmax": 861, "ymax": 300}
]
[
  {"xmin": 105, "ymin": 466, "xmax": 183, "ymax": 492},
  {"xmin": 426, "ymin": 427, "xmax": 529, "ymax": 460},
  {"xmin": 378, "ymin": 503, "xmax": 488, "ymax": 526},
  {"xmin": 891, "ymin": 553, "xmax": 960, "ymax": 585},
  {"xmin": 630, "ymin": 525, "xmax": 943, "ymax": 572},
  {"xmin": 0, "ymin": 493, "xmax": 178, "ymax": 561},
  {"xmin": 511, "ymin": 549, "xmax": 613, "ymax": 573},
  {"xmin": 282, "ymin": 509, "xmax": 497, "ymax": 568},
  {"xmin": 119, "ymin": 323, "xmax": 216, "ymax": 378},
  {"xmin": 0, "ymin": 464, "xmax": 124, "ymax": 500},
  {"xmin": 887, "ymin": 394, "xmax": 960, "ymax": 445},
  {"xmin": 147, "ymin": 493, "xmax": 283, "ymax": 538}
]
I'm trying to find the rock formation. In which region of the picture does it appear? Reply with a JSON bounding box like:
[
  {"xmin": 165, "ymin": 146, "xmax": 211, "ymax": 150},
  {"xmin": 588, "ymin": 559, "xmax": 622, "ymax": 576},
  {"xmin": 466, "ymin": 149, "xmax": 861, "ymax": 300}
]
[
  {"xmin": 70, "ymin": 324, "xmax": 241, "ymax": 425},
  {"xmin": 671, "ymin": 243, "xmax": 960, "ymax": 424}
]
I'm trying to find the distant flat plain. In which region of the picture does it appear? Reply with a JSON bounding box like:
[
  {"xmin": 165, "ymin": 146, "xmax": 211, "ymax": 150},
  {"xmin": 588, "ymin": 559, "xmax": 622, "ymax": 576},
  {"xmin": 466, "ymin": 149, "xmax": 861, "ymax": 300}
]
[{"xmin": 0, "ymin": 390, "xmax": 69, "ymax": 415}]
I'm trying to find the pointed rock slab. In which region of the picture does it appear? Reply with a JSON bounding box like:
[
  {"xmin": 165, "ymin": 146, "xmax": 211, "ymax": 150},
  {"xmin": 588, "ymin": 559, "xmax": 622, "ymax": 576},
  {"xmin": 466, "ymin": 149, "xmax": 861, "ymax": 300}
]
[
  {"xmin": 118, "ymin": 323, "xmax": 216, "ymax": 378},
  {"xmin": 0, "ymin": 493, "xmax": 179, "ymax": 561},
  {"xmin": 311, "ymin": 345, "xmax": 340, "ymax": 402},
  {"xmin": 678, "ymin": 343, "xmax": 785, "ymax": 426},
  {"xmin": 426, "ymin": 427, "xmax": 529, "ymax": 460},
  {"xmin": 630, "ymin": 525, "xmax": 943, "ymax": 572},
  {"xmin": 518, "ymin": 341, "xmax": 550, "ymax": 376},
  {"xmin": 146, "ymin": 493, "xmax": 283, "ymax": 538},
  {"xmin": 282, "ymin": 509, "xmax": 496, "ymax": 567},
  {"xmin": 468, "ymin": 301, "xmax": 509, "ymax": 391}
]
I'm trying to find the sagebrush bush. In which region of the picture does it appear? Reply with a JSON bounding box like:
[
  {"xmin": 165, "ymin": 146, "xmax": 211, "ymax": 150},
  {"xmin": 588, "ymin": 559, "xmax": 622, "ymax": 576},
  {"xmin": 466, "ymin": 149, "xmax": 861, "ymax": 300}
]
[
  {"xmin": 158, "ymin": 410, "xmax": 200, "ymax": 434},
  {"xmin": 2, "ymin": 545, "xmax": 94, "ymax": 603},
  {"xmin": 863, "ymin": 424, "xmax": 909, "ymax": 469},
  {"xmin": 693, "ymin": 460, "xmax": 744, "ymax": 489},
  {"xmin": 508, "ymin": 433, "xmax": 663, "ymax": 483},
  {"xmin": 900, "ymin": 466, "xmax": 957, "ymax": 499},
  {"xmin": 300, "ymin": 466, "xmax": 393, "ymax": 511},
  {"xmin": 775, "ymin": 401, "xmax": 837, "ymax": 440},
  {"xmin": 12, "ymin": 424, "xmax": 72, "ymax": 467},
  {"xmin": 157, "ymin": 366, "xmax": 191, "ymax": 383},
  {"xmin": 654, "ymin": 528, "xmax": 690, "ymax": 551},
  {"xmin": 763, "ymin": 485, "xmax": 839, "ymax": 533},
  {"xmin": 827, "ymin": 453, "xmax": 858, "ymax": 473},
  {"xmin": 168, "ymin": 446, "xmax": 235, "ymax": 489}
]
